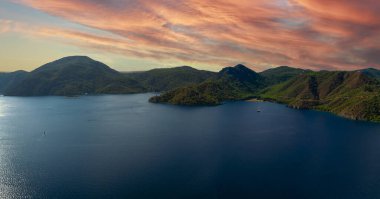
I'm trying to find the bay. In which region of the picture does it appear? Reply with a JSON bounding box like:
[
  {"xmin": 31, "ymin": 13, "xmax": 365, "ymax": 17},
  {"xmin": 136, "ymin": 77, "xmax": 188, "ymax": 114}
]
[{"xmin": 0, "ymin": 94, "xmax": 380, "ymax": 198}]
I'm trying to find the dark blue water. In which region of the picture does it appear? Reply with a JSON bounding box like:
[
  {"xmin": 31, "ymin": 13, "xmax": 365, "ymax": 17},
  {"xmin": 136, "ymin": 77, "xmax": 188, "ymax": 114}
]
[{"xmin": 0, "ymin": 94, "xmax": 380, "ymax": 199}]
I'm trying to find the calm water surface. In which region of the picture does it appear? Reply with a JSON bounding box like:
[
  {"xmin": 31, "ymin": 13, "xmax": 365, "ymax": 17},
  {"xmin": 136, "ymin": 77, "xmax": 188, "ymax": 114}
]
[{"xmin": 0, "ymin": 94, "xmax": 380, "ymax": 199}]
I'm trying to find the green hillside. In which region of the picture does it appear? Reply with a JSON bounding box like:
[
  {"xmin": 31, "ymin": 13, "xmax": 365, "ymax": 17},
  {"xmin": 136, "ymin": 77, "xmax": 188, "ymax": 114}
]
[
  {"xmin": 260, "ymin": 71, "xmax": 380, "ymax": 122},
  {"xmin": 149, "ymin": 64, "xmax": 265, "ymax": 105},
  {"xmin": 3, "ymin": 56, "xmax": 217, "ymax": 96},
  {"xmin": 0, "ymin": 70, "xmax": 28, "ymax": 93},
  {"xmin": 150, "ymin": 65, "xmax": 380, "ymax": 122},
  {"xmin": 360, "ymin": 68, "xmax": 380, "ymax": 80},
  {"xmin": 126, "ymin": 66, "xmax": 216, "ymax": 92},
  {"xmin": 4, "ymin": 56, "xmax": 145, "ymax": 96},
  {"xmin": 1, "ymin": 56, "xmax": 379, "ymax": 122},
  {"xmin": 260, "ymin": 66, "xmax": 310, "ymax": 85}
]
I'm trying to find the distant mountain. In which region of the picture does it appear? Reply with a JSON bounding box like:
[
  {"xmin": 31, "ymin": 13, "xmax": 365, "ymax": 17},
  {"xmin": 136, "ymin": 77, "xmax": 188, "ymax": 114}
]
[
  {"xmin": 149, "ymin": 64, "xmax": 266, "ymax": 105},
  {"xmin": 150, "ymin": 65, "xmax": 380, "ymax": 122},
  {"xmin": 4, "ymin": 56, "xmax": 145, "ymax": 96},
  {"xmin": 260, "ymin": 71, "xmax": 380, "ymax": 122},
  {"xmin": 0, "ymin": 70, "xmax": 28, "ymax": 94},
  {"xmin": 360, "ymin": 68, "xmax": 380, "ymax": 80},
  {"xmin": 260, "ymin": 66, "xmax": 310, "ymax": 85},
  {"xmin": 3, "ymin": 56, "xmax": 217, "ymax": 96},
  {"xmin": 126, "ymin": 66, "xmax": 216, "ymax": 92},
  {"xmin": 2, "ymin": 56, "xmax": 379, "ymax": 122}
]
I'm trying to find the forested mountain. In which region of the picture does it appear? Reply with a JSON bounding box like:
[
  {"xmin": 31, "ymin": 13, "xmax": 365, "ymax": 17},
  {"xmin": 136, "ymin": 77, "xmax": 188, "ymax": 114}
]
[
  {"xmin": 360, "ymin": 68, "xmax": 380, "ymax": 80},
  {"xmin": 149, "ymin": 64, "xmax": 266, "ymax": 105},
  {"xmin": 1, "ymin": 56, "xmax": 379, "ymax": 121},
  {"xmin": 260, "ymin": 66, "xmax": 310, "ymax": 85},
  {"xmin": 4, "ymin": 56, "xmax": 145, "ymax": 96},
  {"xmin": 0, "ymin": 70, "xmax": 28, "ymax": 93},
  {"xmin": 150, "ymin": 66, "xmax": 380, "ymax": 122},
  {"xmin": 126, "ymin": 66, "xmax": 216, "ymax": 92},
  {"xmin": 2, "ymin": 57, "xmax": 214, "ymax": 96},
  {"xmin": 260, "ymin": 71, "xmax": 380, "ymax": 121}
]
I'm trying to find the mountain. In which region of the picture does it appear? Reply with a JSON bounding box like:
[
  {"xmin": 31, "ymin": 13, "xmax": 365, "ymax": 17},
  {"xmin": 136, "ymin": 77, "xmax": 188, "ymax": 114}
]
[
  {"xmin": 126, "ymin": 66, "xmax": 216, "ymax": 92},
  {"xmin": 0, "ymin": 70, "xmax": 28, "ymax": 94},
  {"xmin": 4, "ymin": 56, "xmax": 145, "ymax": 96},
  {"xmin": 149, "ymin": 64, "xmax": 266, "ymax": 105},
  {"xmin": 150, "ymin": 65, "xmax": 380, "ymax": 122},
  {"xmin": 2, "ymin": 56, "xmax": 379, "ymax": 122},
  {"xmin": 260, "ymin": 71, "xmax": 380, "ymax": 122},
  {"xmin": 3, "ymin": 56, "xmax": 218, "ymax": 96},
  {"xmin": 260, "ymin": 66, "xmax": 310, "ymax": 85},
  {"xmin": 360, "ymin": 68, "xmax": 380, "ymax": 80}
]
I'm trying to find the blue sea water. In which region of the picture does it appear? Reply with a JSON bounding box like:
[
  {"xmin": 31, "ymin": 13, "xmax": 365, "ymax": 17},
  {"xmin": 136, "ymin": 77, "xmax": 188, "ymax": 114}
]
[{"xmin": 0, "ymin": 93, "xmax": 380, "ymax": 199}]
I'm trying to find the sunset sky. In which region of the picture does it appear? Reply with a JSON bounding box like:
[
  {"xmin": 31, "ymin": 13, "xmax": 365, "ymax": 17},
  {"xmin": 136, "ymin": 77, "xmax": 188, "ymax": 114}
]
[{"xmin": 1, "ymin": 0, "xmax": 380, "ymax": 72}]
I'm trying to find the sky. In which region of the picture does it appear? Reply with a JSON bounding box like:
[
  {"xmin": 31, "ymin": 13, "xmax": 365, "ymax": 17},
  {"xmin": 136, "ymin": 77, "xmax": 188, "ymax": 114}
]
[{"xmin": 1, "ymin": 0, "xmax": 380, "ymax": 72}]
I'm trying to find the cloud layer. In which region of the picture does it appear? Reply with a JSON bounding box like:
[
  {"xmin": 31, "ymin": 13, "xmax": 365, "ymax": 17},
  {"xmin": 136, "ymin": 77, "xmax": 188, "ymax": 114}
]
[{"xmin": 10, "ymin": 0, "xmax": 380, "ymax": 70}]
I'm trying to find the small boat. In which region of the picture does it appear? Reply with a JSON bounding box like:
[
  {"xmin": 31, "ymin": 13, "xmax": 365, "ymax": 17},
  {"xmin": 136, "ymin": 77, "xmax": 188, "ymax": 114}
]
[{"xmin": 257, "ymin": 108, "xmax": 261, "ymax": 112}]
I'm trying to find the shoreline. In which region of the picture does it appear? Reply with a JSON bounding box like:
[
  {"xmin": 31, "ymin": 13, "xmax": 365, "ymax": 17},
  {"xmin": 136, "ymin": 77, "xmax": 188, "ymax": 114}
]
[{"xmin": 246, "ymin": 98, "xmax": 264, "ymax": 102}]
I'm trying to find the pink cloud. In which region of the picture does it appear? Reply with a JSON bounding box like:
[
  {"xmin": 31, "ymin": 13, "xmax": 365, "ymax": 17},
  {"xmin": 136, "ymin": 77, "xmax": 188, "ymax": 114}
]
[{"xmin": 13, "ymin": 0, "xmax": 380, "ymax": 70}]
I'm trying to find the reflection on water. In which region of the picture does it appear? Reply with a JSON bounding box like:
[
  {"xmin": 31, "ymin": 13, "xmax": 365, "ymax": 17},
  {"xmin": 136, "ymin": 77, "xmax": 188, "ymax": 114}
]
[
  {"xmin": 0, "ymin": 144, "xmax": 28, "ymax": 198},
  {"xmin": 0, "ymin": 99, "xmax": 5, "ymax": 117},
  {"xmin": 0, "ymin": 94, "xmax": 380, "ymax": 199}
]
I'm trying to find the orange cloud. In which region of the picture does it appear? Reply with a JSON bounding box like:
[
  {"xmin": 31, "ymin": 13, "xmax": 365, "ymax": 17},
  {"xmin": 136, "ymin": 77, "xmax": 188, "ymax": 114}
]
[
  {"xmin": 293, "ymin": 0, "xmax": 380, "ymax": 25},
  {"xmin": 12, "ymin": 0, "xmax": 380, "ymax": 70},
  {"xmin": 0, "ymin": 19, "xmax": 25, "ymax": 33},
  {"xmin": 0, "ymin": 20, "xmax": 12, "ymax": 33}
]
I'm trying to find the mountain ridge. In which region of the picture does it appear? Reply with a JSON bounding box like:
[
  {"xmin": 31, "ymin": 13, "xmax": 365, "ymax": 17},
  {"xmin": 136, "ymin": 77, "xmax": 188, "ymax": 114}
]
[
  {"xmin": 1, "ymin": 56, "xmax": 379, "ymax": 122},
  {"xmin": 1, "ymin": 56, "xmax": 215, "ymax": 96},
  {"xmin": 150, "ymin": 65, "xmax": 380, "ymax": 122},
  {"xmin": 260, "ymin": 70, "xmax": 380, "ymax": 121},
  {"xmin": 150, "ymin": 64, "xmax": 275, "ymax": 105},
  {"xmin": 3, "ymin": 56, "xmax": 139, "ymax": 96}
]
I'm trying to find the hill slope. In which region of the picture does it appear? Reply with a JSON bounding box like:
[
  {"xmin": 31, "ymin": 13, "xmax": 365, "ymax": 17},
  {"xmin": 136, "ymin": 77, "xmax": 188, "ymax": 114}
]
[
  {"xmin": 0, "ymin": 70, "xmax": 28, "ymax": 94},
  {"xmin": 150, "ymin": 65, "xmax": 380, "ymax": 122},
  {"xmin": 4, "ymin": 56, "xmax": 145, "ymax": 96},
  {"xmin": 149, "ymin": 64, "xmax": 266, "ymax": 105},
  {"xmin": 2, "ymin": 57, "xmax": 379, "ymax": 122},
  {"xmin": 126, "ymin": 66, "xmax": 216, "ymax": 92},
  {"xmin": 360, "ymin": 68, "xmax": 380, "ymax": 80},
  {"xmin": 260, "ymin": 66, "xmax": 310, "ymax": 85},
  {"xmin": 3, "ymin": 56, "xmax": 219, "ymax": 96},
  {"xmin": 260, "ymin": 71, "xmax": 380, "ymax": 121}
]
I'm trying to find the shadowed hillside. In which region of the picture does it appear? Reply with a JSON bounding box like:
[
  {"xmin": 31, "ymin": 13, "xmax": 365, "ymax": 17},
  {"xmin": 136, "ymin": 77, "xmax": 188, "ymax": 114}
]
[
  {"xmin": 0, "ymin": 70, "xmax": 28, "ymax": 94},
  {"xmin": 260, "ymin": 66, "xmax": 310, "ymax": 85},
  {"xmin": 4, "ymin": 56, "xmax": 145, "ymax": 96},
  {"xmin": 126, "ymin": 66, "xmax": 216, "ymax": 92},
  {"xmin": 360, "ymin": 68, "xmax": 380, "ymax": 80},
  {"xmin": 150, "ymin": 65, "xmax": 380, "ymax": 122},
  {"xmin": 1, "ymin": 56, "xmax": 379, "ymax": 122},
  {"xmin": 149, "ymin": 64, "xmax": 266, "ymax": 105},
  {"xmin": 3, "ymin": 57, "xmax": 214, "ymax": 96}
]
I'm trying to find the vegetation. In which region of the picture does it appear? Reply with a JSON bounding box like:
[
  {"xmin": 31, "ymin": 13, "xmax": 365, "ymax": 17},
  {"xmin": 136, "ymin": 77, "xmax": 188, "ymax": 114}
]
[
  {"xmin": 260, "ymin": 71, "xmax": 380, "ymax": 122},
  {"xmin": 1, "ymin": 56, "xmax": 379, "ymax": 122},
  {"xmin": 149, "ymin": 64, "xmax": 308, "ymax": 105},
  {"xmin": 260, "ymin": 66, "xmax": 310, "ymax": 85},
  {"xmin": 3, "ymin": 56, "xmax": 144, "ymax": 96},
  {"xmin": 151, "ymin": 65, "xmax": 380, "ymax": 122},
  {"xmin": 2, "ymin": 56, "xmax": 213, "ymax": 96},
  {"xmin": 125, "ymin": 66, "xmax": 216, "ymax": 92},
  {"xmin": 150, "ymin": 64, "xmax": 266, "ymax": 105},
  {"xmin": 360, "ymin": 68, "xmax": 380, "ymax": 80},
  {"xmin": 0, "ymin": 70, "xmax": 28, "ymax": 93}
]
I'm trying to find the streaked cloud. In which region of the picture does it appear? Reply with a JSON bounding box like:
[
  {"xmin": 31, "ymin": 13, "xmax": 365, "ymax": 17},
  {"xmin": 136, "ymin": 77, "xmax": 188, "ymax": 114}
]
[{"xmin": 3, "ymin": 0, "xmax": 380, "ymax": 71}]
